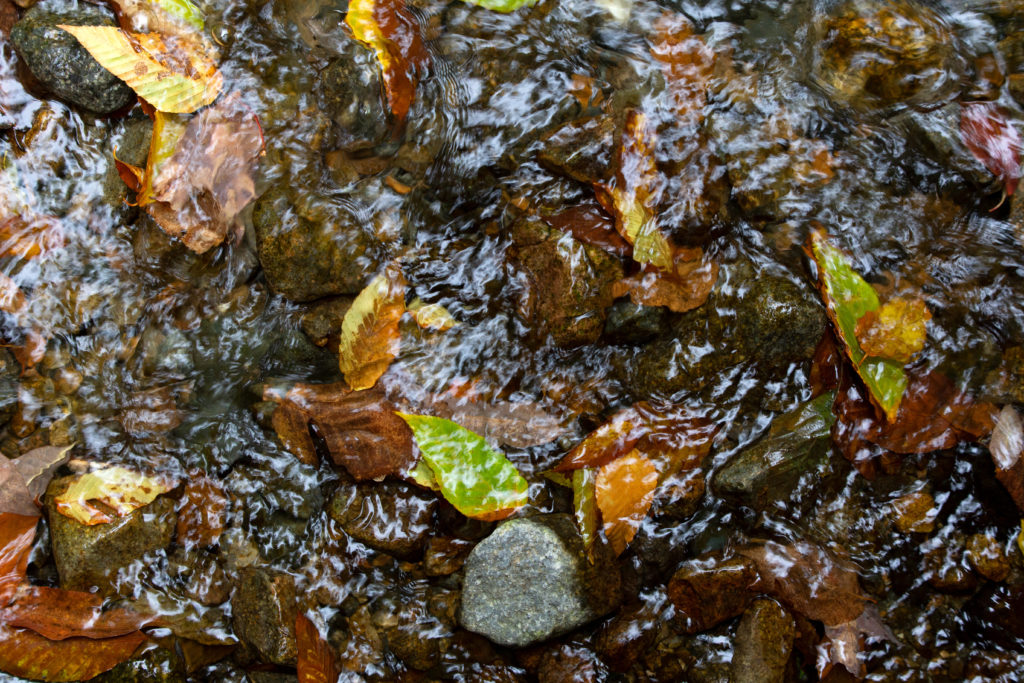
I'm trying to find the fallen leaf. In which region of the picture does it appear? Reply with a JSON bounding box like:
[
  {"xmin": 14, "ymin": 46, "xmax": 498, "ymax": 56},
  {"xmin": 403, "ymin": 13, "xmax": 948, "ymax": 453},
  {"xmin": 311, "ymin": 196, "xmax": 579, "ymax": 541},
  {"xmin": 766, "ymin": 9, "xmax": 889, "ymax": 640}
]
[
  {"xmin": 572, "ymin": 467, "xmax": 599, "ymax": 562},
  {"xmin": 614, "ymin": 246, "xmax": 718, "ymax": 313},
  {"xmin": 2, "ymin": 586, "xmax": 155, "ymax": 640},
  {"xmin": 649, "ymin": 13, "xmax": 714, "ymax": 126},
  {"xmin": 854, "ymin": 296, "xmax": 931, "ymax": 364},
  {"xmin": 818, "ymin": 605, "xmax": 895, "ymax": 679},
  {"xmin": 296, "ymin": 613, "xmax": 339, "ymax": 683},
  {"xmin": 595, "ymin": 110, "xmax": 673, "ymax": 272},
  {"xmin": 267, "ymin": 383, "xmax": 417, "ymax": 481},
  {"xmin": 0, "ymin": 272, "xmax": 25, "ymax": 315},
  {"xmin": 59, "ymin": 25, "xmax": 221, "ymax": 113},
  {"xmin": 542, "ymin": 202, "xmax": 631, "ymax": 258},
  {"xmin": 0, "ymin": 513, "xmax": 37, "ymax": 603},
  {"xmin": 424, "ymin": 394, "xmax": 571, "ymax": 448},
  {"xmin": 0, "ymin": 446, "xmax": 72, "ymax": 517},
  {"xmin": 960, "ymin": 101, "xmax": 1023, "ymax": 198},
  {"xmin": 991, "ymin": 405, "xmax": 1024, "ymax": 511},
  {"xmin": 345, "ymin": 0, "xmax": 429, "ymax": 125},
  {"xmin": 408, "ymin": 298, "xmax": 458, "ymax": 331},
  {"xmin": 595, "ymin": 450, "xmax": 658, "ymax": 555},
  {"xmin": 0, "ymin": 624, "xmax": 146, "ymax": 682},
  {"xmin": 555, "ymin": 405, "xmax": 642, "ymax": 472},
  {"xmin": 458, "ymin": 0, "xmax": 539, "ymax": 10},
  {"xmin": 176, "ymin": 470, "xmax": 228, "ymax": 549},
  {"xmin": 740, "ymin": 541, "xmax": 865, "ymax": 626},
  {"xmin": 53, "ymin": 466, "xmax": 177, "ymax": 526},
  {"xmin": 339, "ymin": 264, "xmax": 406, "ymax": 391},
  {"xmin": 144, "ymin": 94, "xmax": 264, "ymax": 253},
  {"xmin": 809, "ymin": 334, "xmax": 842, "ymax": 398},
  {"xmin": 0, "ymin": 215, "xmax": 64, "ymax": 259},
  {"xmin": 397, "ymin": 413, "xmax": 528, "ymax": 521},
  {"xmin": 120, "ymin": 385, "xmax": 186, "ymax": 435},
  {"xmin": 808, "ymin": 228, "xmax": 907, "ymax": 421}
]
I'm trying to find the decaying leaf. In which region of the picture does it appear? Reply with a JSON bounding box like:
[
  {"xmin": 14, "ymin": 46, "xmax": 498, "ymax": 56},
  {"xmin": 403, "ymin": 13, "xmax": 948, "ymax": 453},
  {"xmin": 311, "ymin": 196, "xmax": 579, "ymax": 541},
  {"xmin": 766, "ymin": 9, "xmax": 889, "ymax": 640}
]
[
  {"xmin": 595, "ymin": 110, "xmax": 673, "ymax": 272},
  {"xmin": 595, "ymin": 450, "xmax": 658, "ymax": 555},
  {"xmin": 0, "ymin": 624, "xmax": 146, "ymax": 682},
  {"xmin": 542, "ymin": 202, "xmax": 631, "ymax": 258},
  {"xmin": 960, "ymin": 101, "xmax": 1023, "ymax": 198},
  {"xmin": 0, "ymin": 513, "xmax": 37, "ymax": 603},
  {"xmin": 398, "ymin": 413, "xmax": 529, "ymax": 520},
  {"xmin": 572, "ymin": 468, "xmax": 599, "ymax": 562},
  {"xmin": 854, "ymin": 296, "xmax": 931, "ymax": 364},
  {"xmin": 143, "ymin": 94, "xmax": 264, "ymax": 253},
  {"xmin": 267, "ymin": 382, "xmax": 417, "ymax": 481},
  {"xmin": 0, "ymin": 216, "xmax": 64, "ymax": 259},
  {"xmin": 808, "ymin": 228, "xmax": 908, "ymax": 421},
  {"xmin": 296, "ymin": 613, "xmax": 339, "ymax": 683},
  {"xmin": 0, "ymin": 446, "xmax": 72, "ymax": 517},
  {"xmin": 408, "ymin": 298, "xmax": 458, "ymax": 331},
  {"xmin": 613, "ymin": 246, "xmax": 718, "ymax": 313},
  {"xmin": 59, "ymin": 25, "xmax": 221, "ymax": 113},
  {"xmin": 339, "ymin": 264, "xmax": 406, "ymax": 391},
  {"xmin": 53, "ymin": 466, "xmax": 177, "ymax": 526},
  {"xmin": 176, "ymin": 470, "xmax": 228, "ymax": 549},
  {"xmin": 345, "ymin": 0, "xmax": 429, "ymax": 125},
  {"xmin": 991, "ymin": 405, "xmax": 1024, "ymax": 511},
  {"xmin": 1, "ymin": 586, "xmax": 155, "ymax": 640},
  {"xmin": 0, "ymin": 272, "xmax": 25, "ymax": 315}
]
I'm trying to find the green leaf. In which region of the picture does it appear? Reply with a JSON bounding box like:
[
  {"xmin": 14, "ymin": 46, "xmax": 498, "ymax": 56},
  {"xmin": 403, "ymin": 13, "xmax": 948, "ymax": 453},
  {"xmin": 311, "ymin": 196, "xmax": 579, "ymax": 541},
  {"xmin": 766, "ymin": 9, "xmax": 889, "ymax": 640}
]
[
  {"xmin": 458, "ymin": 0, "xmax": 539, "ymax": 12},
  {"xmin": 397, "ymin": 413, "xmax": 528, "ymax": 520},
  {"xmin": 572, "ymin": 468, "xmax": 598, "ymax": 562},
  {"xmin": 153, "ymin": 0, "xmax": 204, "ymax": 29},
  {"xmin": 809, "ymin": 230, "xmax": 907, "ymax": 421}
]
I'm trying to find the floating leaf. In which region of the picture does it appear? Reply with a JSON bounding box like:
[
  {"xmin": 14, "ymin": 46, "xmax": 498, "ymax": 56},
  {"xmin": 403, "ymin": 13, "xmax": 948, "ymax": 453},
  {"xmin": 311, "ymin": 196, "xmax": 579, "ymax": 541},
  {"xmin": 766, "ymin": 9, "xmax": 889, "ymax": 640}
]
[
  {"xmin": 808, "ymin": 229, "xmax": 907, "ymax": 421},
  {"xmin": 595, "ymin": 450, "xmax": 658, "ymax": 555},
  {"xmin": 397, "ymin": 413, "xmax": 529, "ymax": 521},
  {"xmin": 53, "ymin": 466, "xmax": 177, "ymax": 526},
  {"xmin": 854, "ymin": 296, "xmax": 931, "ymax": 364},
  {"xmin": 613, "ymin": 246, "xmax": 718, "ymax": 313},
  {"xmin": 408, "ymin": 298, "xmax": 458, "ymax": 331},
  {"xmin": 572, "ymin": 468, "xmax": 599, "ymax": 561},
  {"xmin": 296, "ymin": 614, "xmax": 338, "ymax": 683},
  {"xmin": 59, "ymin": 26, "xmax": 221, "ymax": 114},
  {"xmin": 0, "ymin": 446, "xmax": 72, "ymax": 517},
  {"xmin": 0, "ymin": 624, "xmax": 146, "ymax": 682},
  {"xmin": 960, "ymin": 101, "xmax": 1022, "ymax": 198},
  {"xmin": 339, "ymin": 264, "xmax": 406, "ymax": 391},
  {"xmin": 345, "ymin": 0, "xmax": 429, "ymax": 124},
  {"xmin": 0, "ymin": 513, "xmax": 37, "ymax": 603}
]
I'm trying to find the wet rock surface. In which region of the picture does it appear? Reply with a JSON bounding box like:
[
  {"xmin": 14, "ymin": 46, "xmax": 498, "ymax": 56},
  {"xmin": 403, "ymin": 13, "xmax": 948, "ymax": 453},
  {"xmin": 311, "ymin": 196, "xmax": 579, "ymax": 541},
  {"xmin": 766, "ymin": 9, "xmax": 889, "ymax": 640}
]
[
  {"xmin": 231, "ymin": 567, "xmax": 299, "ymax": 666},
  {"xmin": 328, "ymin": 480, "xmax": 437, "ymax": 558},
  {"xmin": 459, "ymin": 513, "xmax": 622, "ymax": 647},
  {"xmin": 730, "ymin": 598, "xmax": 795, "ymax": 683},
  {"xmin": 11, "ymin": 4, "xmax": 135, "ymax": 114}
]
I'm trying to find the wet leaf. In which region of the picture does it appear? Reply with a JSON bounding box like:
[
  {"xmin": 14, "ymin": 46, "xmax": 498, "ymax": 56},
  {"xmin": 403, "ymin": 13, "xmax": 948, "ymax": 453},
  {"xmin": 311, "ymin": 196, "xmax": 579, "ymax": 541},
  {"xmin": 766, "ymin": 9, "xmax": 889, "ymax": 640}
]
[
  {"xmin": 0, "ymin": 513, "xmax": 37, "ymax": 603},
  {"xmin": 267, "ymin": 383, "xmax": 417, "ymax": 481},
  {"xmin": 0, "ymin": 216, "xmax": 64, "ymax": 259},
  {"xmin": 854, "ymin": 296, "xmax": 931, "ymax": 364},
  {"xmin": 59, "ymin": 25, "xmax": 221, "ymax": 113},
  {"xmin": 555, "ymin": 406, "xmax": 642, "ymax": 472},
  {"xmin": 0, "ymin": 272, "xmax": 26, "ymax": 315},
  {"xmin": 960, "ymin": 101, "xmax": 1022, "ymax": 197},
  {"xmin": 808, "ymin": 229, "xmax": 907, "ymax": 421},
  {"xmin": 339, "ymin": 264, "xmax": 406, "ymax": 391},
  {"xmin": 53, "ymin": 466, "xmax": 177, "ymax": 526},
  {"xmin": 649, "ymin": 14, "xmax": 714, "ymax": 126},
  {"xmin": 345, "ymin": 0, "xmax": 429, "ymax": 124},
  {"xmin": 595, "ymin": 450, "xmax": 658, "ymax": 555},
  {"xmin": 542, "ymin": 202, "xmax": 631, "ymax": 258},
  {"xmin": 458, "ymin": 0, "xmax": 538, "ymax": 11},
  {"xmin": 572, "ymin": 467, "xmax": 599, "ymax": 561},
  {"xmin": 112, "ymin": 0, "xmax": 205, "ymax": 33},
  {"xmin": 296, "ymin": 613, "xmax": 338, "ymax": 683},
  {"xmin": 144, "ymin": 94, "xmax": 264, "ymax": 253},
  {"xmin": 740, "ymin": 541, "xmax": 865, "ymax": 626},
  {"xmin": 176, "ymin": 470, "xmax": 228, "ymax": 549},
  {"xmin": 408, "ymin": 298, "xmax": 458, "ymax": 331},
  {"xmin": 424, "ymin": 394, "xmax": 571, "ymax": 448},
  {"xmin": 397, "ymin": 413, "xmax": 529, "ymax": 521},
  {"xmin": 2, "ymin": 586, "xmax": 155, "ymax": 640},
  {"xmin": 0, "ymin": 446, "xmax": 72, "ymax": 517},
  {"xmin": 819, "ymin": 605, "xmax": 895, "ymax": 679},
  {"xmin": 991, "ymin": 405, "xmax": 1024, "ymax": 511},
  {"xmin": 0, "ymin": 624, "xmax": 146, "ymax": 682},
  {"xmin": 614, "ymin": 246, "xmax": 718, "ymax": 313},
  {"xmin": 595, "ymin": 110, "xmax": 673, "ymax": 272}
]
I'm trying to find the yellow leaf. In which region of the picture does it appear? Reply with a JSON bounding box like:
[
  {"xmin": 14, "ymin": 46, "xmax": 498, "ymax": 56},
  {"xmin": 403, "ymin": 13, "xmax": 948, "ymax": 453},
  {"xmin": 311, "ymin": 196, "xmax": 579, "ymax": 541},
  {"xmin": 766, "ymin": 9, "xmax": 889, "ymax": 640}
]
[
  {"xmin": 59, "ymin": 26, "xmax": 221, "ymax": 114},
  {"xmin": 53, "ymin": 466, "xmax": 176, "ymax": 526},
  {"xmin": 338, "ymin": 264, "xmax": 406, "ymax": 391},
  {"xmin": 408, "ymin": 298, "xmax": 458, "ymax": 331},
  {"xmin": 595, "ymin": 450, "xmax": 658, "ymax": 555},
  {"xmin": 854, "ymin": 296, "xmax": 931, "ymax": 365}
]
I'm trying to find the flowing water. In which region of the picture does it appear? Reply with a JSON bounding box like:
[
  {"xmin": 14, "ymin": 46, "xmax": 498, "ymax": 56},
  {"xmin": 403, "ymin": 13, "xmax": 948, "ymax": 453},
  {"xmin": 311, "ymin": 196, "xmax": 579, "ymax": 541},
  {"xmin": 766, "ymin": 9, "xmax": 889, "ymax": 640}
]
[{"xmin": 2, "ymin": 0, "xmax": 1024, "ymax": 680}]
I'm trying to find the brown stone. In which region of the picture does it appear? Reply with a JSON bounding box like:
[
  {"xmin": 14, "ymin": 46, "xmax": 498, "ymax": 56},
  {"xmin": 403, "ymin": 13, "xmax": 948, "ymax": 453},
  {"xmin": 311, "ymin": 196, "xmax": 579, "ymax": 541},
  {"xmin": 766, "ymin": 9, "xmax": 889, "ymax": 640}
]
[
  {"xmin": 667, "ymin": 555, "xmax": 762, "ymax": 633},
  {"xmin": 730, "ymin": 598, "xmax": 795, "ymax": 683}
]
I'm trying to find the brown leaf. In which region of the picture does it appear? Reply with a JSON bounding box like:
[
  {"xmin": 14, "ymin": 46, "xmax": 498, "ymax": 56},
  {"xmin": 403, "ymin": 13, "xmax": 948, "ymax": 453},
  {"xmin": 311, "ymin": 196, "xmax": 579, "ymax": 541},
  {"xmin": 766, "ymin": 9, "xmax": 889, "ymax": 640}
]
[
  {"xmin": 854, "ymin": 296, "xmax": 930, "ymax": 364},
  {"xmin": 542, "ymin": 201, "xmax": 631, "ymax": 258},
  {"xmin": 616, "ymin": 246, "xmax": 718, "ymax": 313},
  {"xmin": 0, "ymin": 446, "xmax": 72, "ymax": 517},
  {"xmin": 595, "ymin": 450, "xmax": 659, "ymax": 555},
  {"xmin": 810, "ymin": 333, "xmax": 842, "ymax": 398},
  {"xmin": 146, "ymin": 93, "xmax": 263, "ymax": 253},
  {"xmin": 0, "ymin": 624, "xmax": 146, "ymax": 682},
  {"xmin": 2, "ymin": 585, "xmax": 155, "ymax": 640},
  {"xmin": 0, "ymin": 513, "xmax": 37, "ymax": 604},
  {"xmin": 649, "ymin": 13, "xmax": 714, "ymax": 126},
  {"xmin": 740, "ymin": 541, "xmax": 865, "ymax": 626},
  {"xmin": 268, "ymin": 383, "xmax": 416, "ymax": 481},
  {"xmin": 960, "ymin": 101, "xmax": 1022, "ymax": 197},
  {"xmin": 991, "ymin": 405, "xmax": 1024, "ymax": 511},
  {"xmin": 338, "ymin": 264, "xmax": 406, "ymax": 391},
  {"xmin": 176, "ymin": 470, "xmax": 229, "ymax": 549},
  {"xmin": 296, "ymin": 613, "xmax": 339, "ymax": 683},
  {"xmin": 0, "ymin": 216, "xmax": 64, "ymax": 259},
  {"xmin": 120, "ymin": 385, "xmax": 186, "ymax": 435}
]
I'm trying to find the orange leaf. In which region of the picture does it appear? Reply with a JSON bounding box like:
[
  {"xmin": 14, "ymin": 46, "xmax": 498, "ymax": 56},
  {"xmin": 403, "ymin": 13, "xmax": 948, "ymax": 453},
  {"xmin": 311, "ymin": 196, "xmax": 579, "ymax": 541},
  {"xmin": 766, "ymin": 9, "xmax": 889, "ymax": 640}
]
[
  {"xmin": 0, "ymin": 215, "xmax": 64, "ymax": 259},
  {"xmin": 542, "ymin": 201, "xmax": 631, "ymax": 258},
  {"xmin": 616, "ymin": 246, "xmax": 718, "ymax": 313},
  {"xmin": 2, "ymin": 586, "xmax": 155, "ymax": 640},
  {"xmin": 296, "ymin": 614, "xmax": 338, "ymax": 683},
  {"xmin": 0, "ymin": 624, "xmax": 146, "ymax": 682},
  {"xmin": 854, "ymin": 296, "xmax": 931, "ymax": 364},
  {"xmin": 338, "ymin": 264, "xmax": 406, "ymax": 391},
  {"xmin": 649, "ymin": 13, "xmax": 714, "ymax": 125},
  {"xmin": 595, "ymin": 450, "xmax": 658, "ymax": 555},
  {"xmin": 0, "ymin": 272, "xmax": 25, "ymax": 315},
  {"xmin": 0, "ymin": 513, "xmax": 37, "ymax": 604},
  {"xmin": 176, "ymin": 471, "xmax": 228, "ymax": 550},
  {"xmin": 555, "ymin": 405, "xmax": 643, "ymax": 472}
]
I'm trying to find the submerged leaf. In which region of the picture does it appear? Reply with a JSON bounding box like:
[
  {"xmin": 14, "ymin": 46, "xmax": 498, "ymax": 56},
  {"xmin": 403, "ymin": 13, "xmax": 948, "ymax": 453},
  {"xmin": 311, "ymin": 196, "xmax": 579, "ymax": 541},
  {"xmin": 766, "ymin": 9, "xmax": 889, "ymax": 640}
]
[
  {"xmin": 572, "ymin": 468, "xmax": 599, "ymax": 561},
  {"xmin": 614, "ymin": 246, "xmax": 718, "ymax": 313},
  {"xmin": 0, "ymin": 446, "xmax": 72, "ymax": 517},
  {"xmin": 424, "ymin": 394, "xmax": 571, "ymax": 448},
  {"xmin": 397, "ymin": 413, "xmax": 529, "ymax": 521},
  {"xmin": 176, "ymin": 470, "xmax": 228, "ymax": 549},
  {"xmin": 649, "ymin": 13, "xmax": 714, "ymax": 126},
  {"xmin": 59, "ymin": 26, "xmax": 221, "ymax": 113},
  {"xmin": 992, "ymin": 405, "xmax": 1024, "ymax": 511},
  {"xmin": 854, "ymin": 296, "xmax": 931, "ymax": 364},
  {"xmin": 808, "ymin": 229, "xmax": 907, "ymax": 421},
  {"xmin": 0, "ymin": 216, "xmax": 64, "ymax": 259},
  {"xmin": 53, "ymin": 466, "xmax": 176, "ymax": 526},
  {"xmin": 0, "ymin": 513, "xmax": 37, "ymax": 603},
  {"xmin": 296, "ymin": 613, "xmax": 339, "ymax": 683},
  {"xmin": 2, "ymin": 586, "xmax": 154, "ymax": 640},
  {"xmin": 458, "ymin": 0, "xmax": 539, "ymax": 11},
  {"xmin": 345, "ymin": 0, "xmax": 429, "ymax": 124},
  {"xmin": 595, "ymin": 450, "xmax": 658, "ymax": 555},
  {"xmin": 960, "ymin": 101, "xmax": 1023, "ymax": 197},
  {"xmin": 0, "ymin": 624, "xmax": 146, "ymax": 682},
  {"xmin": 408, "ymin": 298, "xmax": 458, "ymax": 331},
  {"xmin": 339, "ymin": 264, "xmax": 406, "ymax": 391}
]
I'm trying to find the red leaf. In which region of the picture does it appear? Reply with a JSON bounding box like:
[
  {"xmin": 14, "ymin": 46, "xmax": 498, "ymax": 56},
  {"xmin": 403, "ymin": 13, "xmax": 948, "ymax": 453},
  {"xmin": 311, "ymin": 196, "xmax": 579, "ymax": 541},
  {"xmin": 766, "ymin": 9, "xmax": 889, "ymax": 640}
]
[
  {"xmin": 542, "ymin": 201, "xmax": 631, "ymax": 258},
  {"xmin": 960, "ymin": 101, "xmax": 1023, "ymax": 197},
  {"xmin": 296, "ymin": 613, "xmax": 338, "ymax": 683},
  {"xmin": 0, "ymin": 513, "xmax": 37, "ymax": 604},
  {"xmin": 0, "ymin": 624, "xmax": 146, "ymax": 682},
  {"xmin": 2, "ymin": 586, "xmax": 156, "ymax": 640}
]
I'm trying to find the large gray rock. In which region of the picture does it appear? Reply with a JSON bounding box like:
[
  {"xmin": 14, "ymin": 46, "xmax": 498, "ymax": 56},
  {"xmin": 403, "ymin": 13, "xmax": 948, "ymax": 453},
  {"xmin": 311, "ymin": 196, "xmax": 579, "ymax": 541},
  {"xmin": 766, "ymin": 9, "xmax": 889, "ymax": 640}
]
[
  {"xmin": 45, "ymin": 473, "xmax": 177, "ymax": 595},
  {"xmin": 11, "ymin": 5, "xmax": 136, "ymax": 114},
  {"xmin": 459, "ymin": 513, "xmax": 621, "ymax": 647}
]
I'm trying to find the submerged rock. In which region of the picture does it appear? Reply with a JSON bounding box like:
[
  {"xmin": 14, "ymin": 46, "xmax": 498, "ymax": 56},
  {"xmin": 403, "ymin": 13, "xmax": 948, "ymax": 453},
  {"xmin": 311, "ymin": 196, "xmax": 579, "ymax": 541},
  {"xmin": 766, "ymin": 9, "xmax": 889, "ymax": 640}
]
[
  {"xmin": 459, "ymin": 513, "xmax": 622, "ymax": 647},
  {"xmin": 328, "ymin": 481, "xmax": 437, "ymax": 559},
  {"xmin": 11, "ymin": 5, "xmax": 136, "ymax": 114},
  {"xmin": 231, "ymin": 567, "xmax": 298, "ymax": 666},
  {"xmin": 730, "ymin": 598, "xmax": 795, "ymax": 683},
  {"xmin": 45, "ymin": 474, "xmax": 177, "ymax": 595},
  {"xmin": 316, "ymin": 48, "xmax": 390, "ymax": 152},
  {"xmin": 667, "ymin": 555, "xmax": 761, "ymax": 633},
  {"xmin": 508, "ymin": 218, "xmax": 623, "ymax": 348}
]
